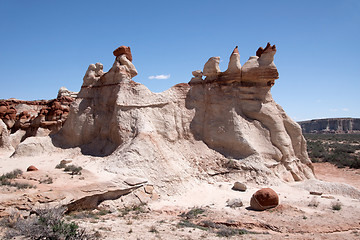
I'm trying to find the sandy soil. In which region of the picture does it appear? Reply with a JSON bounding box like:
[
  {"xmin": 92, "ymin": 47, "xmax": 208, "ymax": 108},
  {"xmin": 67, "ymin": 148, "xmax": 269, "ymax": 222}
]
[
  {"xmin": 313, "ymin": 162, "xmax": 360, "ymax": 189},
  {"xmin": 0, "ymin": 152, "xmax": 359, "ymax": 240}
]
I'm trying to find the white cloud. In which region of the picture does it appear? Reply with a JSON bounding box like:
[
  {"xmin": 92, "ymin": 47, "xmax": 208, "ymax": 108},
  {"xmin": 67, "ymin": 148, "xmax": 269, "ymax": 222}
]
[
  {"xmin": 330, "ymin": 108, "xmax": 338, "ymax": 112},
  {"xmin": 342, "ymin": 108, "xmax": 349, "ymax": 112},
  {"xmin": 148, "ymin": 74, "xmax": 170, "ymax": 80}
]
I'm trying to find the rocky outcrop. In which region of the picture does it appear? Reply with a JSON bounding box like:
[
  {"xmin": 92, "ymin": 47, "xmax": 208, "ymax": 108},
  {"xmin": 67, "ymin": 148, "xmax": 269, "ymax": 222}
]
[
  {"xmin": 299, "ymin": 118, "xmax": 360, "ymax": 134},
  {"xmin": 54, "ymin": 44, "xmax": 314, "ymax": 184},
  {"xmin": 0, "ymin": 92, "xmax": 75, "ymax": 150},
  {"xmin": 187, "ymin": 44, "xmax": 312, "ymax": 181}
]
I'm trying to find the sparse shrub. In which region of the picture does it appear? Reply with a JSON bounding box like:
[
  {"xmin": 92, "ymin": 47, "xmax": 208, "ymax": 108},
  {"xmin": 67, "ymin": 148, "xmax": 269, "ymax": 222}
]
[
  {"xmin": 149, "ymin": 226, "xmax": 158, "ymax": 233},
  {"xmin": 177, "ymin": 220, "xmax": 208, "ymax": 231},
  {"xmin": 5, "ymin": 206, "xmax": 95, "ymax": 239},
  {"xmin": 0, "ymin": 169, "xmax": 23, "ymax": 183},
  {"xmin": 55, "ymin": 162, "xmax": 67, "ymax": 169},
  {"xmin": 118, "ymin": 203, "xmax": 147, "ymax": 217},
  {"xmin": 0, "ymin": 169, "xmax": 35, "ymax": 189},
  {"xmin": 180, "ymin": 208, "xmax": 206, "ymax": 219},
  {"xmin": 69, "ymin": 209, "xmax": 110, "ymax": 220},
  {"xmin": 216, "ymin": 227, "xmax": 249, "ymax": 237},
  {"xmin": 63, "ymin": 165, "xmax": 83, "ymax": 176},
  {"xmin": 40, "ymin": 177, "xmax": 53, "ymax": 184},
  {"xmin": 308, "ymin": 197, "xmax": 320, "ymax": 207},
  {"xmin": 332, "ymin": 201, "xmax": 342, "ymax": 211}
]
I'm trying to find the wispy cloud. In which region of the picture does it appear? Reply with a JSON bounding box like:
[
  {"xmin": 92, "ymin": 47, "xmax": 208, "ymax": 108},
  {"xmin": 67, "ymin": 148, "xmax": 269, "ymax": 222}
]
[
  {"xmin": 148, "ymin": 74, "xmax": 170, "ymax": 80},
  {"xmin": 329, "ymin": 108, "xmax": 350, "ymax": 112}
]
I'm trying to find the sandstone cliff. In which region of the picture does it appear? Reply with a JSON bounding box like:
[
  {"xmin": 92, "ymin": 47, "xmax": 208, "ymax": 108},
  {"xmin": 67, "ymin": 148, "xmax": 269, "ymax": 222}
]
[
  {"xmin": 299, "ymin": 118, "xmax": 360, "ymax": 134},
  {"xmin": 52, "ymin": 44, "xmax": 314, "ymax": 185}
]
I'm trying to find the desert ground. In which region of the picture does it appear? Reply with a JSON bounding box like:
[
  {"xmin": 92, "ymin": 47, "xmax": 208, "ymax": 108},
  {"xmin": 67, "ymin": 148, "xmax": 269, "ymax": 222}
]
[{"xmin": 0, "ymin": 148, "xmax": 359, "ymax": 240}]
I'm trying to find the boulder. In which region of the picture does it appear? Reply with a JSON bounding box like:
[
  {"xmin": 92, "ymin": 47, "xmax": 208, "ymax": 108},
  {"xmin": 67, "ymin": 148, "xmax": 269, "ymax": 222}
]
[
  {"xmin": 232, "ymin": 182, "xmax": 247, "ymax": 191},
  {"xmin": 226, "ymin": 198, "xmax": 243, "ymax": 208},
  {"xmin": 250, "ymin": 188, "xmax": 279, "ymax": 210},
  {"xmin": 27, "ymin": 165, "xmax": 38, "ymax": 171}
]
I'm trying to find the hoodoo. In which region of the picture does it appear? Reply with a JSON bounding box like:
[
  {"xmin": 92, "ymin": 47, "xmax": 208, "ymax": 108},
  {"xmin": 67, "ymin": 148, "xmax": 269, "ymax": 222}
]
[{"xmin": 52, "ymin": 43, "xmax": 314, "ymax": 184}]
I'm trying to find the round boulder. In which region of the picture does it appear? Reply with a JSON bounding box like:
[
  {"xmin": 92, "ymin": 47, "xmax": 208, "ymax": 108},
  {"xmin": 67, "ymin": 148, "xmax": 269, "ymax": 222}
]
[
  {"xmin": 27, "ymin": 165, "xmax": 38, "ymax": 172},
  {"xmin": 250, "ymin": 188, "xmax": 279, "ymax": 211}
]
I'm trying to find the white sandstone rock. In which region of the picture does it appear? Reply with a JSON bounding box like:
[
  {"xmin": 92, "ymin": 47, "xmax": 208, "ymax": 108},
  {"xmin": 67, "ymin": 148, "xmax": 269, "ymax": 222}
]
[{"xmin": 203, "ymin": 56, "xmax": 220, "ymax": 80}]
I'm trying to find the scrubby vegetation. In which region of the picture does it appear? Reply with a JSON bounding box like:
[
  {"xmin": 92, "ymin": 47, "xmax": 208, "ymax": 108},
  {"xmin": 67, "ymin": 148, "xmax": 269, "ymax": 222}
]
[
  {"xmin": 5, "ymin": 206, "xmax": 95, "ymax": 239},
  {"xmin": 332, "ymin": 201, "xmax": 342, "ymax": 211},
  {"xmin": 0, "ymin": 169, "xmax": 34, "ymax": 189},
  {"xmin": 177, "ymin": 208, "xmax": 255, "ymax": 237},
  {"xmin": 56, "ymin": 163, "xmax": 83, "ymax": 176},
  {"xmin": 305, "ymin": 134, "xmax": 360, "ymax": 168}
]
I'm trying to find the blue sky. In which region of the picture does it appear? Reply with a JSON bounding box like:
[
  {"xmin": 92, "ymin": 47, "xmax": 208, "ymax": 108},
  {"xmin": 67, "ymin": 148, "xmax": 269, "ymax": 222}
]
[{"xmin": 0, "ymin": 0, "xmax": 359, "ymax": 121}]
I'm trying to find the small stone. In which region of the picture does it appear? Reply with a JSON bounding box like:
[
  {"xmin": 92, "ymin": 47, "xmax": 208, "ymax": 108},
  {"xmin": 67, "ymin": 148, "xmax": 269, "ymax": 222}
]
[
  {"xmin": 232, "ymin": 182, "xmax": 247, "ymax": 191},
  {"xmin": 226, "ymin": 198, "xmax": 243, "ymax": 208},
  {"xmin": 134, "ymin": 189, "xmax": 151, "ymax": 204},
  {"xmin": 27, "ymin": 165, "xmax": 38, "ymax": 172},
  {"xmin": 124, "ymin": 177, "xmax": 148, "ymax": 186},
  {"xmin": 321, "ymin": 195, "xmax": 335, "ymax": 199},
  {"xmin": 310, "ymin": 191, "xmax": 322, "ymax": 196},
  {"xmin": 250, "ymin": 188, "xmax": 279, "ymax": 211},
  {"xmin": 144, "ymin": 185, "xmax": 154, "ymax": 194},
  {"xmin": 151, "ymin": 192, "xmax": 160, "ymax": 201}
]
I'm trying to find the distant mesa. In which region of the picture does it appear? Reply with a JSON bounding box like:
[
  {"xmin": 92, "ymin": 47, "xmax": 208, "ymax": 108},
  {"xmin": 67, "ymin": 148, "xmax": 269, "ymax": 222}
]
[{"xmin": 299, "ymin": 118, "xmax": 360, "ymax": 134}]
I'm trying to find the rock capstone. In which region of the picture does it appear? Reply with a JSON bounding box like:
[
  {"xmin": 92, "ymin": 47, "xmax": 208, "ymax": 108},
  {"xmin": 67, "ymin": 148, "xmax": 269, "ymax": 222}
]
[{"xmin": 113, "ymin": 45, "xmax": 133, "ymax": 62}]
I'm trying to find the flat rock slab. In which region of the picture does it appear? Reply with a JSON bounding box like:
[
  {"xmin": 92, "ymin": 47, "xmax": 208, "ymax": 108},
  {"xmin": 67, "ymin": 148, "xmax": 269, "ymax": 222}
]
[{"xmin": 124, "ymin": 177, "xmax": 148, "ymax": 186}]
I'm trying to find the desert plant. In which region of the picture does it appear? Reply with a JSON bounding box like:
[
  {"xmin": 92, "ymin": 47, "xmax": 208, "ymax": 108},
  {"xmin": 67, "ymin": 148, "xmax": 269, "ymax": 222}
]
[
  {"xmin": 0, "ymin": 169, "xmax": 35, "ymax": 189},
  {"xmin": 55, "ymin": 162, "xmax": 67, "ymax": 169},
  {"xmin": 63, "ymin": 165, "xmax": 83, "ymax": 176},
  {"xmin": 308, "ymin": 197, "xmax": 320, "ymax": 207},
  {"xmin": 180, "ymin": 207, "xmax": 206, "ymax": 219},
  {"xmin": 0, "ymin": 169, "xmax": 23, "ymax": 183},
  {"xmin": 40, "ymin": 176, "xmax": 53, "ymax": 184},
  {"xmin": 5, "ymin": 206, "xmax": 95, "ymax": 239},
  {"xmin": 332, "ymin": 201, "xmax": 342, "ymax": 211},
  {"xmin": 216, "ymin": 227, "xmax": 249, "ymax": 237},
  {"xmin": 177, "ymin": 220, "xmax": 208, "ymax": 231},
  {"xmin": 149, "ymin": 225, "xmax": 158, "ymax": 233},
  {"xmin": 118, "ymin": 203, "xmax": 147, "ymax": 217}
]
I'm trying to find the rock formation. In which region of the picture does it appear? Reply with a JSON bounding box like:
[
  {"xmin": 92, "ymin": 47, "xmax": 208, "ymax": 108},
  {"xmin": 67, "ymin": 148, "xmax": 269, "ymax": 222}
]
[
  {"xmin": 187, "ymin": 44, "xmax": 313, "ymax": 181},
  {"xmin": 0, "ymin": 93, "xmax": 75, "ymax": 150},
  {"xmin": 53, "ymin": 44, "xmax": 314, "ymax": 184},
  {"xmin": 299, "ymin": 118, "xmax": 360, "ymax": 134}
]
